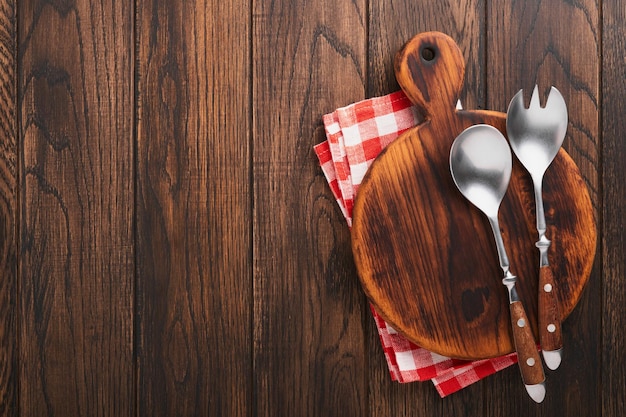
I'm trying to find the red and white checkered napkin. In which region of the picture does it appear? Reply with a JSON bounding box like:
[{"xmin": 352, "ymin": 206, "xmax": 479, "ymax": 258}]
[{"xmin": 314, "ymin": 91, "xmax": 518, "ymax": 397}]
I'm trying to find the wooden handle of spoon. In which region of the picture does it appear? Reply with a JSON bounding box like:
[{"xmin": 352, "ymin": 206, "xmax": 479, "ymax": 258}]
[
  {"xmin": 510, "ymin": 301, "xmax": 545, "ymax": 385},
  {"xmin": 538, "ymin": 266, "xmax": 563, "ymax": 352}
]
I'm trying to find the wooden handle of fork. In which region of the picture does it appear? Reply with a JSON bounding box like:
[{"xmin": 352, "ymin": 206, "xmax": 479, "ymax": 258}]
[
  {"xmin": 510, "ymin": 301, "xmax": 545, "ymax": 385},
  {"xmin": 538, "ymin": 266, "xmax": 563, "ymax": 352}
]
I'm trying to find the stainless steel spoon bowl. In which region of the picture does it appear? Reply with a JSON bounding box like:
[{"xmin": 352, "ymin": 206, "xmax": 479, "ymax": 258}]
[
  {"xmin": 450, "ymin": 124, "xmax": 546, "ymax": 403},
  {"xmin": 449, "ymin": 125, "xmax": 512, "ymax": 218}
]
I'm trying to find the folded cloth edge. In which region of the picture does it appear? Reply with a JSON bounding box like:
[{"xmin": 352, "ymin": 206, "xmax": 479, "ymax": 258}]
[{"xmin": 314, "ymin": 91, "xmax": 518, "ymax": 397}]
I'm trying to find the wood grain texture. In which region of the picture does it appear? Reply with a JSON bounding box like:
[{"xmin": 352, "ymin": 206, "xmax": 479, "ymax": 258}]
[
  {"xmin": 0, "ymin": 1, "xmax": 620, "ymax": 416},
  {"xmin": 487, "ymin": 0, "xmax": 600, "ymax": 213},
  {"xmin": 602, "ymin": 2, "xmax": 626, "ymax": 416},
  {"xmin": 367, "ymin": 1, "xmax": 486, "ymax": 413},
  {"xmin": 135, "ymin": 1, "xmax": 251, "ymax": 416},
  {"xmin": 538, "ymin": 266, "xmax": 562, "ymax": 353},
  {"xmin": 0, "ymin": 0, "xmax": 15, "ymax": 415},
  {"xmin": 485, "ymin": 0, "xmax": 601, "ymax": 414},
  {"xmin": 369, "ymin": 0, "xmax": 485, "ymax": 111},
  {"xmin": 252, "ymin": 0, "xmax": 368, "ymax": 416},
  {"xmin": 509, "ymin": 301, "xmax": 544, "ymax": 386},
  {"xmin": 18, "ymin": 1, "xmax": 134, "ymax": 416},
  {"xmin": 352, "ymin": 32, "xmax": 595, "ymax": 359}
]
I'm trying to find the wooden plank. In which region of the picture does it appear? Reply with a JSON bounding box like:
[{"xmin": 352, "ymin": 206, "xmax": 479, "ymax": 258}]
[
  {"xmin": 486, "ymin": 0, "xmax": 600, "ymax": 414},
  {"xmin": 135, "ymin": 1, "xmax": 252, "ymax": 416},
  {"xmin": 369, "ymin": 1, "xmax": 486, "ymax": 110},
  {"xmin": 18, "ymin": 1, "xmax": 134, "ymax": 416},
  {"xmin": 252, "ymin": 1, "xmax": 368, "ymax": 416},
  {"xmin": 367, "ymin": 1, "xmax": 485, "ymax": 415},
  {"xmin": 602, "ymin": 3, "xmax": 626, "ymax": 417},
  {"xmin": 0, "ymin": 0, "xmax": 15, "ymax": 415}
]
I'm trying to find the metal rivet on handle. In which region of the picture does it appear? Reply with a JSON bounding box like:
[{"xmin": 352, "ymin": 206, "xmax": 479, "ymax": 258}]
[
  {"xmin": 547, "ymin": 324, "xmax": 556, "ymax": 333},
  {"xmin": 544, "ymin": 284, "xmax": 553, "ymax": 292},
  {"xmin": 517, "ymin": 318, "xmax": 525, "ymax": 328},
  {"xmin": 526, "ymin": 358, "xmax": 536, "ymax": 366}
]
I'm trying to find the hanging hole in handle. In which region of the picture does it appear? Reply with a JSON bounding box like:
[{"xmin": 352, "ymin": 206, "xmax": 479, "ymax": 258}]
[{"xmin": 421, "ymin": 46, "xmax": 436, "ymax": 62}]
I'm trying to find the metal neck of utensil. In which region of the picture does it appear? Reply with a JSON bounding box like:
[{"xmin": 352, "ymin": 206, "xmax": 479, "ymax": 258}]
[
  {"xmin": 488, "ymin": 216, "xmax": 510, "ymax": 273},
  {"xmin": 533, "ymin": 175, "xmax": 547, "ymax": 233},
  {"xmin": 533, "ymin": 174, "xmax": 551, "ymax": 267},
  {"xmin": 536, "ymin": 235, "xmax": 551, "ymax": 267},
  {"xmin": 502, "ymin": 271, "xmax": 520, "ymax": 303},
  {"xmin": 487, "ymin": 216, "xmax": 521, "ymax": 303}
]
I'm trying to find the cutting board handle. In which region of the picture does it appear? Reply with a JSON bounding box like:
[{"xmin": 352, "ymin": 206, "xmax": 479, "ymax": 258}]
[{"xmin": 394, "ymin": 32, "xmax": 465, "ymax": 118}]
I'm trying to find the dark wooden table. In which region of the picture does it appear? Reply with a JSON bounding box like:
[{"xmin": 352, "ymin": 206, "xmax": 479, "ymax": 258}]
[{"xmin": 0, "ymin": 0, "xmax": 623, "ymax": 416}]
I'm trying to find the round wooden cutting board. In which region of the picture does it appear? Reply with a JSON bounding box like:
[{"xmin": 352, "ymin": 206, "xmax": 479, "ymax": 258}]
[{"xmin": 351, "ymin": 32, "xmax": 596, "ymax": 360}]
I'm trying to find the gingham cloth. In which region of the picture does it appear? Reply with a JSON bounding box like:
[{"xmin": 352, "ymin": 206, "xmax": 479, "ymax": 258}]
[{"xmin": 314, "ymin": 91, "xmax": 518, "ymax": 397}]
